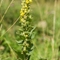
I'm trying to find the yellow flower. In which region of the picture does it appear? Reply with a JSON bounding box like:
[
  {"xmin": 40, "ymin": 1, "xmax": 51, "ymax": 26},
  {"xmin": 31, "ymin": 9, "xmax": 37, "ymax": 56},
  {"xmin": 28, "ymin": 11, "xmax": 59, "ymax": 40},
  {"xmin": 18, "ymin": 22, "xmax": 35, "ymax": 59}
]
[
  {"xmin": 26, "ymin": 43, "xmax": 29, "ymax": 47},
  {"xmin": 21, "ymin": 18, "xmax": 26, "ymax": 23},
  {"xmin": 24, "ymin": 9, "xmax": 27, "ymax": 13},
  {"xmin": 26, "ymin": 0, "xmax": 29, "ymax": 4},
  {"xmin": 26, "ymin": 0, "xmax": 32, "ymax": 4},
  {"xmin": 25, "ymin": 35, "xmax": 28, "ymax": 37},
  {"xmin": 24, "ymin": 4, "xmax": 28, "ymax": 8},
  {"xmin": 20, "ymin": 11, "xmax": 25, "ymax": 16},
  {"xmin": 24, "ymin": 34, "xmax": 28, "ymax": 38},
  {"xmin": 29, "ymin": 0, "xmax": 32, "ymax": 2},
  {"xmin": 23, "ymin": 47, "xmax": 26, "ymax": 51},
  {"xmin": 24, "ymin": 15, "xmax": 27, "ymax": 19}
]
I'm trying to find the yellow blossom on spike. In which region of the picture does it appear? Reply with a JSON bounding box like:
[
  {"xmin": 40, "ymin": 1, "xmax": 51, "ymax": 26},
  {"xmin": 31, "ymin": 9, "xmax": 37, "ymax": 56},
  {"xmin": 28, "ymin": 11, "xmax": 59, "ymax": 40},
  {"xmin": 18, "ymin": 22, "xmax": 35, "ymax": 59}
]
[
  {"xmin": 24, "ymin": 4, "xmax": 28, "ymax": 8},
  {"xmin": 29, "ymin": 0, "xmax": 32, "ymax": 2},
  {"xmin": 26, "ymin": 0, "xmax": 29, "ymax": 4},
  {"xmin": 25, "ymin": 35, "xmax": 28, "ymax": 37},
  {"xmin": 24, "ymin": 9, "xmax": 27, "ymax": 13},
  {"xmin": 20, "ymin": 11, "xmax": 25, "ymax": 16},
  {"xmin": 26, "ymin": 43, "xmax": 29, "ymax": 47},
  {"xmin": 23, "ymin": 47, "xmax": 26, "ymax": 51},
  {"xmin": 24, "ymin": 34, "xmax": 28, "ymax": 38},
  {"xmin": 26, "ymin": 0, "xmax": 32, "ymax": 4},
  {"xmin": 21, "ymin": 19, "xmax": 26, "ymax": 23}
]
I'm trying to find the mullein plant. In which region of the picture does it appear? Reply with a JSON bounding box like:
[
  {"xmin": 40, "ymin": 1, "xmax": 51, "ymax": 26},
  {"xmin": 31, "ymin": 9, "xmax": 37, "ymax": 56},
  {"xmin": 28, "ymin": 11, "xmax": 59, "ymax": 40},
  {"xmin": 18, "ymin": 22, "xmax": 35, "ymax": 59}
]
[{"xmin": 15, "ymin": 0, "xmax": 35, "ymax": 60}]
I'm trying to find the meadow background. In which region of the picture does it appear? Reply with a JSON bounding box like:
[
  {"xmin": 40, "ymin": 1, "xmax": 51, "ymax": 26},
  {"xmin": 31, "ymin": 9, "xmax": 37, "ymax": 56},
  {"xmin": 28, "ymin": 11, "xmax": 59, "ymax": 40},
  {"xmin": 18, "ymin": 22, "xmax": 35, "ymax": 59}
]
[{"xmin": 0, "ymin": 0, "xmax": 60, "ymax": 60}]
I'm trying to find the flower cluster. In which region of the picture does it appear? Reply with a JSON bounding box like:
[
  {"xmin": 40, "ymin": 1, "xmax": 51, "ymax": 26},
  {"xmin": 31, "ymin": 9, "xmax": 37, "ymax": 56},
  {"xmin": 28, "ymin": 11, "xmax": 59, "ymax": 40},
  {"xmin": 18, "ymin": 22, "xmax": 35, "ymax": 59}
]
[
  {"xmin": 16, "ymin": 0, "xmax": 34, "ymax": 59},
  {"xmin": 20, "ymin": 0, "xmax": 32, "ymax": 26}
]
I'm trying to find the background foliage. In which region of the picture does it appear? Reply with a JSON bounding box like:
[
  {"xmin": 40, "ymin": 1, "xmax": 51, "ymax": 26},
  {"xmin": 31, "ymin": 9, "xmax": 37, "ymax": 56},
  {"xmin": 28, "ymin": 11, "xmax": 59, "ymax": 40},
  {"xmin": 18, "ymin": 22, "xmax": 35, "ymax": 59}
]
[{"xmin": 0, "ymin": 0, "xmax": 60, "ymax": 60}]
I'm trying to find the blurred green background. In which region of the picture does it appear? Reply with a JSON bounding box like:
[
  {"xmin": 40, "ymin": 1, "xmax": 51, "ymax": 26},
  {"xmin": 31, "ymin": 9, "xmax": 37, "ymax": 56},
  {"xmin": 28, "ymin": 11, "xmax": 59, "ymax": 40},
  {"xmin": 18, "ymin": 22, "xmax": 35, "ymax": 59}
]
[{"xmin": 0, "ymin": 0, "xmax": 60, "ymax": 60}]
